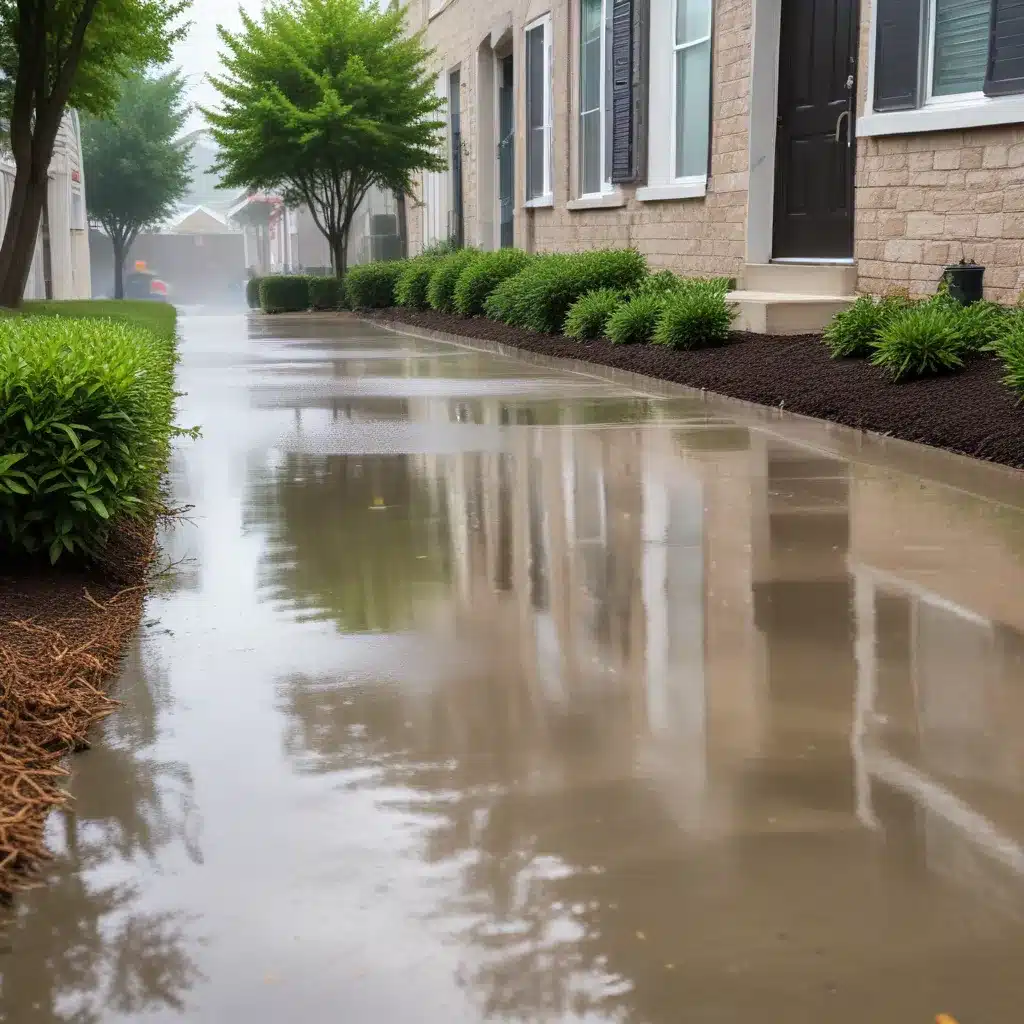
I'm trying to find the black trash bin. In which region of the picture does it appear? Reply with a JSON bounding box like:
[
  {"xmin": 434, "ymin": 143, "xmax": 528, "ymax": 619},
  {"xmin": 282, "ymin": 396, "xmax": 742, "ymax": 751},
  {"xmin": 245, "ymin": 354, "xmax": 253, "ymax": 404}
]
[{"xmin": 943, "ymin": 259, "xmax": 985, "ymax": 306}]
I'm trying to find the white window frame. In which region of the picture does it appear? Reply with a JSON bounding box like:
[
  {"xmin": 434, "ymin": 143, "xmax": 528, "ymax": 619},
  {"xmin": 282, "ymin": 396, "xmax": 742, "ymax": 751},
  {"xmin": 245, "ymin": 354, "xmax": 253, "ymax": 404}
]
[
  {"xmin": 923, "ymin": 0, "xmax": 987, "ymax": 106},
  {"xmin": 578, "ymin": 0, "xmax": 612, "ymax": 199},
  {"xmin": 636, "ymin": 0, "xmax": 710, "ymax": 203},
  {"xmin": 524, "ymin": 14, "xmax": 554, "ymax": 207},
  {"xmin": 859, "ymin": 0, "xmax": 1024, "ymax": 137}
]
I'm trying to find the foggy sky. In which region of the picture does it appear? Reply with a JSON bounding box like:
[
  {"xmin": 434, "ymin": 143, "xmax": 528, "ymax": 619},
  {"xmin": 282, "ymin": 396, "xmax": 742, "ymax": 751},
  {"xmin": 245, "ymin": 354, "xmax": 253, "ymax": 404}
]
[{"xmin": 174, "ymin": 0, "xmax": 266, "ymax": 131}]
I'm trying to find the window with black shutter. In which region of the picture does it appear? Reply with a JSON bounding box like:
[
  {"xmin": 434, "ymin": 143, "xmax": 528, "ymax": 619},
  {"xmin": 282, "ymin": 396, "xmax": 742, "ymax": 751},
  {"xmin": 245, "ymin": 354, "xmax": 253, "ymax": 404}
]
[
  {"xmin": 873, "ymin": 0, "xmax": 923, "ymax": 111},
  {"xmin": 610, "ymin": 0, "xmax": 635, "ymax": 182},
  {"xmin": 986, "ymin": 0, "xmax": 1024, "ymax": 95}
]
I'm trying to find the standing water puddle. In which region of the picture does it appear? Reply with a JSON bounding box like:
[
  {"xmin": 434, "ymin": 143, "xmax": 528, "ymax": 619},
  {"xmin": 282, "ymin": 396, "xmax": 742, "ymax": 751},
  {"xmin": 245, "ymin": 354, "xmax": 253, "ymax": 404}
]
[{"xmin": 3, "ymin": 313, "xmax": 1024, "ymax": 1022}]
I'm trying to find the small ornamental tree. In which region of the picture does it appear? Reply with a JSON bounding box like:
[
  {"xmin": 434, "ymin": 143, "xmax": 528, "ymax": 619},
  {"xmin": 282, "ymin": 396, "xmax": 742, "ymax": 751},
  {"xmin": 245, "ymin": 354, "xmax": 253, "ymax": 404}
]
[
  {"xmin": 82, "ymin": 71, "xmax": 194, "ymax": 300},
  {"xmin": 204, "ymin": 0, "xmax": 446, "ymax": 277},
  {"xmin": 0, "ymin": 0, "xmax": 191, "ymax": 307}
]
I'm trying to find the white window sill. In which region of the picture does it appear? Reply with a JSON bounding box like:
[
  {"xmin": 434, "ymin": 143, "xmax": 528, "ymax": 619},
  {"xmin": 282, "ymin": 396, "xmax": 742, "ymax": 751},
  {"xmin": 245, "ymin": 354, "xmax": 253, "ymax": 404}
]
[
  {"xmin": 635, "ymin": 179, "xmax": 707, "ymax": 202},
  {"xmin": 566, "ymin": 191, "xmax": 626, "ymax": 211},
  {"xmin": 858, "ymin": 94, "xmax": 1024, "ymax": 137},
  {"xmin": 523, "ymin": 194, "xmax": 554, "ymax": 209}
]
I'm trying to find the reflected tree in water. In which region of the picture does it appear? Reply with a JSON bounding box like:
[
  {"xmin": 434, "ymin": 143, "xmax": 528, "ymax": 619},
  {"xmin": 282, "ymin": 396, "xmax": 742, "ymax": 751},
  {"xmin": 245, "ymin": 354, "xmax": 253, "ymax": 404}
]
[
  {"xmin": 0, "ymin": 636, "xmax": 203, "ymax": 1022},
  {"xmin": 248, "ymin": 452, "xmax": 452, "ymax": 632}
]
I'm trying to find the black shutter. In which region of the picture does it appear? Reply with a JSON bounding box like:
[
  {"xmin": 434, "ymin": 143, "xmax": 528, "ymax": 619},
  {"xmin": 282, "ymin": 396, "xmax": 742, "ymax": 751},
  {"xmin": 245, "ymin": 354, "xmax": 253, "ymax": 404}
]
[
  {"xmin": 873, "ymin": 0, "xmax": 922, "ymax": 112},
  {"xmin": 610, "ymin": 0, "xmax": 634, "ymax": 184},
  {"xmin": 986, "ymin": 0, "xmax": 1024, "ymax": 96}
]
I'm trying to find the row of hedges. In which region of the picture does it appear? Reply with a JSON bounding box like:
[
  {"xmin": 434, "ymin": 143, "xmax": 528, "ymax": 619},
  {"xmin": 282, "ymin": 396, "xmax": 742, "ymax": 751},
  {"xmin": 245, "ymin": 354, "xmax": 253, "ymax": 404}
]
[
  {"xmin": 0, "ymin": 308, "xmax": 183, "ymax": 564},
  {"xmin": 345, "ymin": 246, "xmax": 738, "ymax": 352},
  {"xmin": 247, "ymin": 274, "xmax": 349, "ymax": 313},
  {"xmin": 822, "ymin": 287, "xmax": 1024, "ymax": 393}
]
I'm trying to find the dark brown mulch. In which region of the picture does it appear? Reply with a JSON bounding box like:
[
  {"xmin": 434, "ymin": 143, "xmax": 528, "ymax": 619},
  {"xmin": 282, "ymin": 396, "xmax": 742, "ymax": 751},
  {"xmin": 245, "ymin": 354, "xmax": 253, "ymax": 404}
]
[
  {"xmin": 367, "ymin": 308, "xmax": 1024, "ymax": 470},
  {"xmin": 0, "ymin": 519, "xmax": 157, "ymax": 899}
]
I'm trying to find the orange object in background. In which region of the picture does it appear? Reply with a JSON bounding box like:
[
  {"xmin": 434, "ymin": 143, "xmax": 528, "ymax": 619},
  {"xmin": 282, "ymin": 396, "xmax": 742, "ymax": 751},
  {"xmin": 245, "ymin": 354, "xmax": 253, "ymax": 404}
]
[
  {"xmin": 935, "ymin": 1016, "xmax": 960, "ymax": 1024},
  {"xmin": 135, "ymin": 260, "xmax": 147, "ymax": 272}
]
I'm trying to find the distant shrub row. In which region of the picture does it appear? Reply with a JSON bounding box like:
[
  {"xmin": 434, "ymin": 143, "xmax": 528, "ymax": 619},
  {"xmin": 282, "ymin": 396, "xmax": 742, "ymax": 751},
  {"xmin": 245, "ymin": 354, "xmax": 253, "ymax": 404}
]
[{"xmin": 247, "ymin": 274, "xmax": 349, "ymax": 314}]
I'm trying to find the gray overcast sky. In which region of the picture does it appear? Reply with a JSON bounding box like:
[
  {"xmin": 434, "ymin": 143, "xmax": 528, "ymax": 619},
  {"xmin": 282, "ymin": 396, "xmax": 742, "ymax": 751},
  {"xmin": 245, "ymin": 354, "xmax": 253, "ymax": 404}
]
[{"xmin": 174, "ymin": 0, "xmax": 266, "ymax": 131}]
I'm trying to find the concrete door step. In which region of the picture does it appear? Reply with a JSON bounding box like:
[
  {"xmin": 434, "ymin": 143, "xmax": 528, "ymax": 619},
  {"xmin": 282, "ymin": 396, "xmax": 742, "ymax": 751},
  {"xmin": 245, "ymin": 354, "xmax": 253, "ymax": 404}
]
[{"xmin": 727, "ymin": 289, "xmax": 855, "ymax": 336}]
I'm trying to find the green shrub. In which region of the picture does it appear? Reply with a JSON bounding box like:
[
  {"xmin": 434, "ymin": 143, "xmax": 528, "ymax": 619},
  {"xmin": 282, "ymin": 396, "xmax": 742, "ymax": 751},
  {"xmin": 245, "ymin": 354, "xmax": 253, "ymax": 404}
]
[
  {"xmin": 0, "ymin": 316, "xmax": 179, "ymax": 562},
  {"xmin": 606, "ymin": 293, "xmax": 664, "ymax": 345},
  {"xmin": 453, "ymin": 248, "xmax": 531, "ymax": 316},
  {"xmin": 653, "ymin": 284, "xmax": 736, "ymax": 349},
  {"xmin": 246, "ymin": 277, "xmax": 262, "ymax": 309},
  {"xmin": 635, "ymin": 271, "xmax": 733, "ymax": 299},
  {"xmin": 564, "ymin": 288, "xmax": 623, "ymax": 339},
  {"xmin": 260, "ymin": 275, "xmax": 311, "ymax": 314},
  {"xmin": 428, "ymin": 249, "xmax": 480, "ymax": 313},
  {"xmin": 345, "ymin": 260, "xmax": 408, "ymax": 309},
  {"xmin": 308, "ymin": 276, "xmax": 347, "ymax": 311},
  {"xmin": 822, "ymin": 295, "xmax": 905, "ymax": 358},
  {"xmin": 949, "ymin": 297, "xmax": 1008, "ymax": 352},
  {"xmin": 487, "ymin": 249, "xmax": 648, "ymax": 333},
  {"xmin": 871, "ymin": 303, "xmax": 965, "ymax": 381},
  {"xmin": 993, "ymin": 313, "xmax": 1024, "ymax": 400},
  {"xmin": 395, "ymin": 256, "xmax": 440, "ymax": 309}
]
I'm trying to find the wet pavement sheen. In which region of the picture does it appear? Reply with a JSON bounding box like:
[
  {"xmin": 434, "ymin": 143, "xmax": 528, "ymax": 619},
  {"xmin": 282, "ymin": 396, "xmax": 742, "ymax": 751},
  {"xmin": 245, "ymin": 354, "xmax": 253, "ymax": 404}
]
[{"xmin": 4, "ymin": 312, "xmax": 1024, "ymax": 1022}]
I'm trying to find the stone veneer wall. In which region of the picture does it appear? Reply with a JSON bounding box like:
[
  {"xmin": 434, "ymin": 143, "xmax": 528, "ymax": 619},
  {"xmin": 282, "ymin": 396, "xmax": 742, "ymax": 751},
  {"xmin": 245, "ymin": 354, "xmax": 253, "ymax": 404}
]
[{"xmin": 406, "ymin": 0, "xmax": 752, "ymax": 280}]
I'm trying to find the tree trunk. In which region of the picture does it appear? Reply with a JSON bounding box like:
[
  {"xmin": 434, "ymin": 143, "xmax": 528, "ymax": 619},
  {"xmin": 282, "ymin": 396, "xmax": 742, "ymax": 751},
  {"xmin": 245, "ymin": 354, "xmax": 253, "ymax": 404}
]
[
  {"xmin": 396, "ymin": 191, "xmax": 409, "ymax": 260},
  {"xmin": 332, "ymin": 235, "xmax": 348, "ymax": 278},
  {"xmin": 0, "ymin": 165, "xmax": 47, "ymax": 308},
  {"xmin": 113, "ymin": 238, "xmax": 126, "ymax": 300}
]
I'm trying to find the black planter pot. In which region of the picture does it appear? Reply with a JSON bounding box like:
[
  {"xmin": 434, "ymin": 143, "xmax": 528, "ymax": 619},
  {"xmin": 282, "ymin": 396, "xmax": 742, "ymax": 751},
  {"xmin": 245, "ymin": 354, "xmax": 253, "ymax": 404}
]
[{"xmin": 943, "ymin": 260, "xmax": 985, "ymax": 306}]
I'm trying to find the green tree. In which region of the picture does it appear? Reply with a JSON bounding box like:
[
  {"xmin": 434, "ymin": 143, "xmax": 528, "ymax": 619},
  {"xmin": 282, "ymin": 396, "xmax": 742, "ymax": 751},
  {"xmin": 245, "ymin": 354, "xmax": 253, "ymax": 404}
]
[
  {"xmin": 205, "ymin": 0, "xmax": 446, "ymax": 277},
  {"xmin": 82, "ymin": 72, "xmax": 194, "ymax": 300},
  {"xmin": 0, "ymin": 0, "xmax": 190, "ymax": 307}
]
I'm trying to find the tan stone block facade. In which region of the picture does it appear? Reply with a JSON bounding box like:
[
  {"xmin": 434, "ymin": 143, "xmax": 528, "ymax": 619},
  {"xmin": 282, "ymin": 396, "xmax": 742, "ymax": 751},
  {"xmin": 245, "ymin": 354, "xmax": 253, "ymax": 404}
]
[
  {"xmin": 407, "ymin": 0, "xmax": 753, "ymax": 281},
  {"xmin": 407, "ymin": 0, "xmax": 1024, "ymax": 304}
]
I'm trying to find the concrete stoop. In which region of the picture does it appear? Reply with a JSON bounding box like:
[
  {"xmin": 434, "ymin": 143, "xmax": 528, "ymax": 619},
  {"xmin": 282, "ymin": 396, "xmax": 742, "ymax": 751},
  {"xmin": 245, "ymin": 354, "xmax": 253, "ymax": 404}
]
[{"xmin": 728, "ymin": 263, "xmax": 857, "ymax": 335}]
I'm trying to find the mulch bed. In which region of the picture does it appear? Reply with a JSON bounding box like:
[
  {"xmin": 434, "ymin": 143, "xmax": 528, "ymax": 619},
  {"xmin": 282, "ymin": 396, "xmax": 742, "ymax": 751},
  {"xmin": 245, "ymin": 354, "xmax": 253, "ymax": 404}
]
[
  {"xmin": 0, "ymin": 520, "xmax": 157, "ymax": 899},
  {"xmin": 366, "ymin": 308, "xmax": 1024, "ymax": 471}
]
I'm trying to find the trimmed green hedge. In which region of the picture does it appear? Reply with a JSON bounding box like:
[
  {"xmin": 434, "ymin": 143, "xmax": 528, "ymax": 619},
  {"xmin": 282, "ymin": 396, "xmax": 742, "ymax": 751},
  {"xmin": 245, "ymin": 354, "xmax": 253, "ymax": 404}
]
[
  {"xmin": 428, "ymin": 249, "xmax": 480, "ymax": 313},
  {"xmin": 260, "ymin": 276, "xmax": 311, "ymax": 314},
  {"xmin": 395, "ymin": 256, "xmax": 439, "ymax": 309},
  {"xmin": 564, "ymin": 288, "xmax": 622, "ymax": 340},
  {"xmin": 606, "ymin": 293, "xmax": 664, "ymax": 345},
  {"xmin": 308, "ymin": 276, "xmax": 347, "ymax": 311},
  {"xmin": 346, "ymin": 260, "xmax": 408, "ymax": 309},
  {"xmin": 652, "ymin": 283, "xmax": 736, "ymax": 349},
  {"xmin": 0, "ymin": 315, "xmax": 179, "ymax": 562},
  {"xmin": 246, "ymin": 277, "xmax": 262, "ymax": 309},
  {"xmin": 453, "ymin": 249, "xmax": 531, "ymax": 316},
  {"xmin": 486, "ymin": 249, "xmax": 648, "ymax": 333}
]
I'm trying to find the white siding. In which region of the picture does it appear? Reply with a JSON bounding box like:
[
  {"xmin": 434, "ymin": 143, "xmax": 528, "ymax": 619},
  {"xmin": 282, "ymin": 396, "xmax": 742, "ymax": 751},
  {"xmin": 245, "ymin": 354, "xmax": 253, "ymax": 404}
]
[{"xmin": 420, "ymin": 72, "xmax": 451, "ymax": 251}]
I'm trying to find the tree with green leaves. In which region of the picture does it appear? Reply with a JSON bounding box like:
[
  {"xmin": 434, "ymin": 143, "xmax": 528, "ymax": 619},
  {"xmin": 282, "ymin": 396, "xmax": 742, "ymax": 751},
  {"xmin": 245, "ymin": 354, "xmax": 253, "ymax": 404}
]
[
  {"xmin": 82, "ymin": 72, "xmax": 194, "ymax": 300},
  {"xmin": 205, "ymin": 0, "xmax": 446, "ymax": 277},
  {"xmin": 0, "ymin": 0, "xmax": 191, "ymax": 307}
]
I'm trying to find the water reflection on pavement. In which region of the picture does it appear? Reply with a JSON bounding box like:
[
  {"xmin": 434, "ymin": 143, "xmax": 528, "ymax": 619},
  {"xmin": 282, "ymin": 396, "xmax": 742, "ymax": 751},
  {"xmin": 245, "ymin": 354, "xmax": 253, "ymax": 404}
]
[{"xmin": 4, "ymin": 312, "xmax": 1024, "ymax": 1022}]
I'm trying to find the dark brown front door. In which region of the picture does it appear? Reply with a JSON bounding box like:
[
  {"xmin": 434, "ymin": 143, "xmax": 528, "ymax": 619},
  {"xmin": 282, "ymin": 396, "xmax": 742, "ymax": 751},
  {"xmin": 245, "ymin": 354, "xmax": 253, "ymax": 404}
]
[{"xmin": 773, "ymin": 0, "xmax": 858, "ymax": 259}]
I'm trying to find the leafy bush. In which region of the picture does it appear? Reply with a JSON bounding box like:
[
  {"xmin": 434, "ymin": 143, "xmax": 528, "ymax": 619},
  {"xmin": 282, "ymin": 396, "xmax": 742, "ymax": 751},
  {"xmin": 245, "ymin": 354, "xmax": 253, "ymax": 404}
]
[
  {"xmin": 635, "ymin": 271, "xmax": 733, "ymax": 299},
  {"xmin": 260, "ymin": 275, "xmax": 311, "ymax": 314},
  {"xmin": 345, "ymin": 259, "xmax": 408, "ymax": 309},
  {"xmin": 993, "ymin": 313, "xmax": 1024, "ymax": 400},
  {"xmin": 428, "ymin": 249, "xmax": 480, "ymax": 313},
  {"xmin": 653, "ymin": 283, "xmax": 736, "ymax": 349},
  {"xmin": 822, "ymin": 295, "xmax": 906, "ymax": 358},
  {"xmin": 453, "ymin": 248, "xmax": 531, "ymax": 316},
  {"xmin": 395, "ymin": 256, "xmax": 440, "ymax": 309},
  {"xmin": 487, "ymin": 249, "xmax": 648, "ymax": 333},
  {"xmin": 308, "ymin": 276, "xmax": 347, "ymax": 311},
  {"xmin": 949, "ymin": 298, "xmax": 1007, "ymax": 352},
  {"xmin": 871, "ymin": 303, "xmax": 965, "ymax": 381},
  {"xmin": 606, "ymin": 293, "xmax": 664, "ymax": 345},
  {"xmin": 0, "ymin": 316, "xmax": 179, "ymax": 562},
  {"xmin": 564, "ymin": 288, "xmax": 622, "ymax": 339},
  {"xmin": 246, "ymin": 277, "xmax": 262, "ymax": 309}
]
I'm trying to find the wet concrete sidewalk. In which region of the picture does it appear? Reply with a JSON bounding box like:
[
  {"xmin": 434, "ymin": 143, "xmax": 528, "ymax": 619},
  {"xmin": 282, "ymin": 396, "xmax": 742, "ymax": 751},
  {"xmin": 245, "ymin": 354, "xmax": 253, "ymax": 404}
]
[{"xmin": 4, "ymin": 312, "xmax": 1024, "ymax": 1022}]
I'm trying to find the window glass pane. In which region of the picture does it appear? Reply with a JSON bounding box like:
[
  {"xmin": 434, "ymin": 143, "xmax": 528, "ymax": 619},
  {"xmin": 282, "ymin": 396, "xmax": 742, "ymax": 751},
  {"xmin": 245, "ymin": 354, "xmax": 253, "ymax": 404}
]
[
  {"xmin": 676, "ymin": 0, "xmax": 712, "ymax": 45},
  {"xmin": 675, "ymin": 39, "xmax": 711, "ymax": 178},
  {"xmin": 527, "ymin": 27, "xmax": 544, "ymax": 131},
  {"xmin": 932, "ymin": 0, "xmax": 990, "ymax": 96},
  {"xmin": 582, "ymin": 0, "xmax": 602, "ymax": 44},
  {"xmin": 581, "ymin": 109, "xmax": 602, "ymax": 194},
  {"xmin": 582, "ymin": 35, "xmax": 601, "ymax": 112},
  {"xmin": 604, "ymin": 2, "xmax": 613, "ymax": 183}
]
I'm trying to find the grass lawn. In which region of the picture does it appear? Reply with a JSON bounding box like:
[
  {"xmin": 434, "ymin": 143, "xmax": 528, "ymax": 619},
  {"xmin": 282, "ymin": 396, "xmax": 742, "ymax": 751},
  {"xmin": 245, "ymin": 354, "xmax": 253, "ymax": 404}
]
[{"xmin": 1, "ymin": 299, "xmax": 177, "ymax": 340}]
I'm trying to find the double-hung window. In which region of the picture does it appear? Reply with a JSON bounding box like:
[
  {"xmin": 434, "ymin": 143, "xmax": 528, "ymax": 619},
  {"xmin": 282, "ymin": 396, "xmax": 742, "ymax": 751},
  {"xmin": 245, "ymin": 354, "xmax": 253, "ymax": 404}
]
[
  {"xmin": 526, "ymin": 15, "xmax": 554, "ymax": 202},
  {"xmin": 672, "ymin": 0, "xmax": 712, "ymax": 179},
  {"xmin": 579, "ymin": 0, "xmax": 613, "ymax": 196},
  {"xmin": 636, "ymin": 0, "xmax": 713, "ymax": 201},
  {"xmin": 869, "ymin": 0, "xmax": 1024, "ymax": 131}
]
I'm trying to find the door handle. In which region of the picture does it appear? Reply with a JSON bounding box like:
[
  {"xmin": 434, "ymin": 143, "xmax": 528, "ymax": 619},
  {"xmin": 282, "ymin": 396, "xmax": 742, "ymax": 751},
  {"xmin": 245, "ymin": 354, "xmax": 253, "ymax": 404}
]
[{"xmin": 834, "ymin": 110, "xmax": 851, "ymax": 147}]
